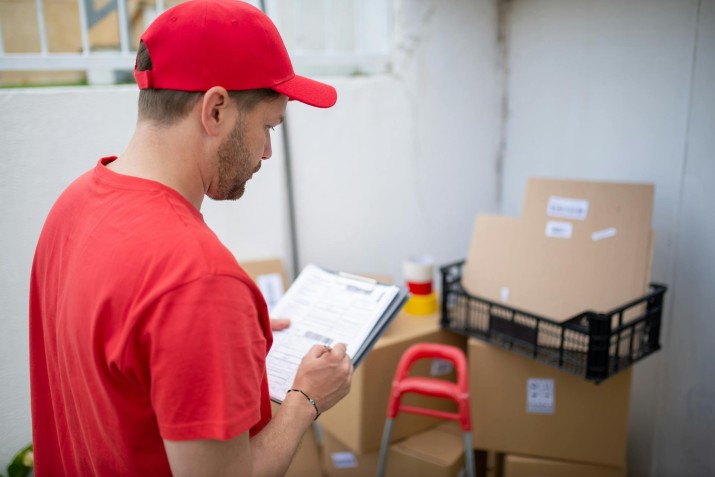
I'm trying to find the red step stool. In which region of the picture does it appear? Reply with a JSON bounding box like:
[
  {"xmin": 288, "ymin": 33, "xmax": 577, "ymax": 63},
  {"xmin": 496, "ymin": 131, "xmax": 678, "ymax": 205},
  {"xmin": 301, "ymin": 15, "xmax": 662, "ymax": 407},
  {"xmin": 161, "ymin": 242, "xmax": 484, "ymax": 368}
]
[{"xmin": 376, "ymin": 342, "xmax": 475, "ymax": 476}]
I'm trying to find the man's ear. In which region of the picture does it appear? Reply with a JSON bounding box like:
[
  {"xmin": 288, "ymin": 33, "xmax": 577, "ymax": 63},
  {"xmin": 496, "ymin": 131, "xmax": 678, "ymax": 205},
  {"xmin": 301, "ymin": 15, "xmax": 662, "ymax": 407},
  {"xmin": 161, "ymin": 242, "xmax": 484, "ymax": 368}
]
[{"xmin": 200, "ymin": 86, "xmax": 233, "ymax": 137}]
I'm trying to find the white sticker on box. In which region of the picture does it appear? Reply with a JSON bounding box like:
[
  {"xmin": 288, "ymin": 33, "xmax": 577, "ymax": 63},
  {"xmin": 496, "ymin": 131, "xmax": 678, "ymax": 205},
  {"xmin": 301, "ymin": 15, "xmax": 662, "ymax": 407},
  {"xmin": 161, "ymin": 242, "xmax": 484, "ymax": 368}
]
[
  {"xmin": 527, "ymin": 378, "xmax": 555, "ymax": 414},
  {"xmin": 545, "ymin": 220, "xmax": 573, "ymax": 239},
  {"xmin": 547, "ymin": 196, "xmax": 589, "ymax": 220},
  {"xmin": 331, "ymin": 452, "xmax": 358, "ymax": 469},
  {"xmin": 431, "ymin": 358, "xmax": 454, "ymax": 376},
  {"xmin": 592, "ymin": 227, "xmax": 617, "ymax": 241},
  {"xmin": 500, "ymin": 287, "xmax": 510, "ymax": 304},
  {"xmin": 256, "ymin": 273, "xmax": 284, "ymax": 312}
]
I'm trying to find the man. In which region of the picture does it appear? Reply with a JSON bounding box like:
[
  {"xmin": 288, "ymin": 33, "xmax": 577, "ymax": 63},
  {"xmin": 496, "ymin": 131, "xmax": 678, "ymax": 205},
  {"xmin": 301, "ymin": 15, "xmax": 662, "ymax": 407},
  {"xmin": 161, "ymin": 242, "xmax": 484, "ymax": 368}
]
[{"xmin": 29, "ymin": 1, "xmax": 353, "ymax": 475}]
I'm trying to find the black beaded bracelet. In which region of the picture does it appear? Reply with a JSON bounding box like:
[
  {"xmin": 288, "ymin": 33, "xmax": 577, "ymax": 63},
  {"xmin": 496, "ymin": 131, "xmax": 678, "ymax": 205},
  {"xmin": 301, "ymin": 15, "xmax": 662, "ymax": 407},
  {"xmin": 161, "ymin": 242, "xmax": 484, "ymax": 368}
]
[{"xmin": 287, "ymin": 388, "xmax": 320, "ymax": 420}]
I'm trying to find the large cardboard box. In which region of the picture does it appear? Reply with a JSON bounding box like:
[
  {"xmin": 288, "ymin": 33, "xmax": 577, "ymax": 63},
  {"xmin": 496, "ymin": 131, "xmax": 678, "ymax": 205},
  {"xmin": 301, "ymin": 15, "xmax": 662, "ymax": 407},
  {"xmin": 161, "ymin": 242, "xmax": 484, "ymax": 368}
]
[
  {"xmin": 319, "ymin": 311, "xmax": 467, "ymax": 454},
  {"xmin": 512, "ymin": 178, "xmax": 654, "ymax": 322},
  {"xmin": 468, "ymin": 339, "xmax": 632, "ymax": 468},
  {"xmin": 464, "ymin": 179, "xmax": 654, "ymax": 323},
  {"xmin": 270, "ymin": 402, "xmax": 323, "ymax": 477},
  {"xmin": 503, "ymin": 454, "xmax": 626, "ymax": 477}
]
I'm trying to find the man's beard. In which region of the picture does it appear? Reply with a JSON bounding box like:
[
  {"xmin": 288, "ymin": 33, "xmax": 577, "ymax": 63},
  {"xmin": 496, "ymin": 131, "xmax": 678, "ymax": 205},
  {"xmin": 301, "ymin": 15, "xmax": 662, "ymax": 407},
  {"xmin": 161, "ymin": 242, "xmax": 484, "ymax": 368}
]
[{"xmin": 211, "ymin": 117, "xmax": 258, "ymax": 201}]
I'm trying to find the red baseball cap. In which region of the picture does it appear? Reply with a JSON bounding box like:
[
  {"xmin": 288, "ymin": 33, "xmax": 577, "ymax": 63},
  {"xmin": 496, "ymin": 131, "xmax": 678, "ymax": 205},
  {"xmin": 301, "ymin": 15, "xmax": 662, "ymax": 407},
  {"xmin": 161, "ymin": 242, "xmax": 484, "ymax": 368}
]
[{"xmin": 134, "ymin": 0, "xmax": 337, "ymax": 108}]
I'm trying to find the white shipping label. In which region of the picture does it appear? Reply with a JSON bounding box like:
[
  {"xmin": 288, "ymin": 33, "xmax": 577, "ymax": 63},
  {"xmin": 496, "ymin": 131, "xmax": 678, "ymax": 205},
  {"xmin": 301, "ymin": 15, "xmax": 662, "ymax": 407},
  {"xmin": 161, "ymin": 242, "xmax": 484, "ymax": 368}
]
[
  {"xmin": 547, "ymin": 196, "xmax": 589, "ymax": 220},
  {"xmin": 331, "ymin": 452, "xmax": 358, "ymax": 469},
  {"xmin": 527, "ymin": 378, "xmax": 555, "ymax": 414},
  {"xmin": 256, "ymin": 273, "xmax": 285, "ymax": 312},
  {"xmin": 592, "ymin": 227, "xmax": 617, "ymax": 241},
  {"xmin": 431, "ymin": 358, "xmax": 454, "ymax": 376},
  {"xmin": 500, "ymin": 287, "xmax": 510, "ymax": 304},
  {"xmin": 545, "ymin": 220, "xmax": 573, "ymax": 239}
]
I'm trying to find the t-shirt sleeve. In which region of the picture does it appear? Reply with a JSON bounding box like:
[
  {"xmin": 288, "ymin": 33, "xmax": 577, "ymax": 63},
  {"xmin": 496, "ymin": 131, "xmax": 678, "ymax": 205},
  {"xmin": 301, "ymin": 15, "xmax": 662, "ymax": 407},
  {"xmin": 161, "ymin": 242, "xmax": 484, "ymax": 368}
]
[{"xmin": 141, "ymin": 274, "xmax": 267, "ymax": 441}]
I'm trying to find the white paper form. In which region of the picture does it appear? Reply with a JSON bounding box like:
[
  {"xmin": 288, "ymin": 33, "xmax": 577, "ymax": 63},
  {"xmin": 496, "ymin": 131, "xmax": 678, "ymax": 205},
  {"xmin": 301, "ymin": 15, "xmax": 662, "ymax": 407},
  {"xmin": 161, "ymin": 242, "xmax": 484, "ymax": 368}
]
[{"xmin": 266, "ymin": 264, "xmax": 400, "ymax": 402}]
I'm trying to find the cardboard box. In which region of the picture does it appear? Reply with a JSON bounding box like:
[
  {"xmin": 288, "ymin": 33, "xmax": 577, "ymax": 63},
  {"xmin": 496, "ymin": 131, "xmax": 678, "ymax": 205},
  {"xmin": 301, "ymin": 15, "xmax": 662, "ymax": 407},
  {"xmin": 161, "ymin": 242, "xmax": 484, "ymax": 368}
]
[
  {"xmin": 320, "ymin": 428, "xmax": 382, "ymax": 477},
  {"xmin": 462, "ymin": 214, "xmax": 520, "ymax": 305},
  {"xmin": 270, "ymin": 402, "xmax": 323, "ymax": 477},
  {"xmin": 503, "ymin": 454, "xmax": 626, "ymax": 477},
  {"xmin": 468, "ymin": 338, "xmax": 632, "ymax": 468},
  {"xmin": 319, "ymin": 312, "xmax": 467, "ymax": 454},
  {"xmin": 464, "ymin": 179, "xmax": 654, "ymax": 323},
  {"xmin": 240, "ymin": 258, "xmax": 289, "ymax": 311},
  {"xmin": 241, "ymin": 258, "xmax": 289, "ymax": 285},
  {"xmin": 511, "ymin": 178, "xmax": 654, "ymax": 322},
  {"xmin": 387, "ymin": 421, "xmax": 466, "ymax": 477}
]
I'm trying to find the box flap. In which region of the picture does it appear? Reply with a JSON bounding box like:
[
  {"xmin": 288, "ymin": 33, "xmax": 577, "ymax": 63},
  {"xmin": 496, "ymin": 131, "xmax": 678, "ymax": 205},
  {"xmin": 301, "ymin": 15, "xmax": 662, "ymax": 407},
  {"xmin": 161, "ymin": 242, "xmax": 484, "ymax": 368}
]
[{"xmin": 392, "ymin": 426, "xmax": 465, "ymax": 466}]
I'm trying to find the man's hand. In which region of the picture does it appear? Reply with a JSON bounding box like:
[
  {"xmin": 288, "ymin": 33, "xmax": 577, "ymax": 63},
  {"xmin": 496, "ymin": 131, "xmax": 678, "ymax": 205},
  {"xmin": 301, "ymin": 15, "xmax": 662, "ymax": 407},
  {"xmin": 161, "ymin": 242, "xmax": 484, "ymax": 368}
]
[{"xmin": 290, "ymin": 343, "xmax": 353, "ymax": 416}]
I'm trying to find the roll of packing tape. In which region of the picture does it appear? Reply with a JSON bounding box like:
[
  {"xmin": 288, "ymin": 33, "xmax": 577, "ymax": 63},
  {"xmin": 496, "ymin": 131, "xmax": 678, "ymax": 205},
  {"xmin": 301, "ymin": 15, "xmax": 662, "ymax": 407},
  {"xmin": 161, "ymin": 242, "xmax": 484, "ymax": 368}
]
[
  {"xmin": 403, "ymin": 255, "xmax": 434, "ymax": 283},
  {"xmin": 406, "ymin": 280, "xmax": 433, "ymax": 295},
  {"xmin": 404, "ymin": 292, "xmax": 438, "ymax": 316}
]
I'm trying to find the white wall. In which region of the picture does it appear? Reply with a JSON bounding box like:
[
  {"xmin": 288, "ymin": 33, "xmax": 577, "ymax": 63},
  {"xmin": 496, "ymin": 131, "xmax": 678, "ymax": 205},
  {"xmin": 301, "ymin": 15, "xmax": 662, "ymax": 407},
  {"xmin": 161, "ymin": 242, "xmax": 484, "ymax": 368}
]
[
  {"xmin": 288, "ymin": 0, "xmax": 501, "ymax": 281},
  {"xmin": 653, "ymin": 0, "xmax": 715, "ymax": 474},
  {"xmin": 0, "ymin": 88, "xmax": 138, "ymax": 464},
  {"xmin": 501, "ymin": 0, "xmax": 714, "ymax": 475},
  {"xmin": 0, "ymin": 0, "xmax": 501, "ymax": 466}
]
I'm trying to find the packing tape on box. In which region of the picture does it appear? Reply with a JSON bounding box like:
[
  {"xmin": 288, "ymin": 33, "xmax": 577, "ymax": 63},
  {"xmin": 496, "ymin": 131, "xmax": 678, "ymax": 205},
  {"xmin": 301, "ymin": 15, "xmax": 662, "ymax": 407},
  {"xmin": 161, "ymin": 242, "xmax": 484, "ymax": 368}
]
[
  {"xmin": 404, "ymin": 292, "xmax": 438, "ymax": 316},
  {"xmin": 403, "ymin": 255, "xmax": 434, "ymax": 283},
  {"xmin": 407, "ymin": 280, "xmax": 433, "ymax": 295}
]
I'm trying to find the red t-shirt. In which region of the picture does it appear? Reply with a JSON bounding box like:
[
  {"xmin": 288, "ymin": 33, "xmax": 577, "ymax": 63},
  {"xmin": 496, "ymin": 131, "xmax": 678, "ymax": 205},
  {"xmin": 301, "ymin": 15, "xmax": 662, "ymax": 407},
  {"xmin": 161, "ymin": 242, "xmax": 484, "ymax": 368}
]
[{"xmin": 30, "ymin": 157, "xmax": 273, "ymax": 476}]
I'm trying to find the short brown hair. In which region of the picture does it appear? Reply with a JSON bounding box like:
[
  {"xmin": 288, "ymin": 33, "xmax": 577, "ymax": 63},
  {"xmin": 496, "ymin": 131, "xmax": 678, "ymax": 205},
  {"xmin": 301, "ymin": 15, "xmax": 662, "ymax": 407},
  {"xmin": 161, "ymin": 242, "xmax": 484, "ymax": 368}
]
[{"xmin": 136, "ymin": 42, "xmax": 281, "ymax": 125}]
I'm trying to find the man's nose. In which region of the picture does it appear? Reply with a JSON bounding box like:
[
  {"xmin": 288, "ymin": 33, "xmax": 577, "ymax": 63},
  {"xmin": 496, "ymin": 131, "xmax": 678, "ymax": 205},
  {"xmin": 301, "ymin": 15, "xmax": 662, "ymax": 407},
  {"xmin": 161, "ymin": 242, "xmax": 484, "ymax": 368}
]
[{"xmin": 262, "ymin": 131, "xmax": 272, "ymax": 159}]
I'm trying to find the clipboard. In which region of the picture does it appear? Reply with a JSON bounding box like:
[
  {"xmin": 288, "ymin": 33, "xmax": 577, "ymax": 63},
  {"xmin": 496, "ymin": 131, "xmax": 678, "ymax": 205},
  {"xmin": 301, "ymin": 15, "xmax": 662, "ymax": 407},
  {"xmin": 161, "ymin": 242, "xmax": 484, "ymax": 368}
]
[
  {"xmin": 350, "ymin": 283, "xmax": 408, "ymax": 368},
  {"xmin": 266, "ymin": 264, "xmax": 409, "ymax": 403}
]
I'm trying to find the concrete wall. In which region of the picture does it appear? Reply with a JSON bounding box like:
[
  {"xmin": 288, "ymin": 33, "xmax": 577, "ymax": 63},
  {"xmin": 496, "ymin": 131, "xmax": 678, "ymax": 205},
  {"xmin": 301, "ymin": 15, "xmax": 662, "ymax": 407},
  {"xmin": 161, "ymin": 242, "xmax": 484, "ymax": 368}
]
[{"xmin": 501, "ymin": 0, "xmax": 714, "ymax": 475}]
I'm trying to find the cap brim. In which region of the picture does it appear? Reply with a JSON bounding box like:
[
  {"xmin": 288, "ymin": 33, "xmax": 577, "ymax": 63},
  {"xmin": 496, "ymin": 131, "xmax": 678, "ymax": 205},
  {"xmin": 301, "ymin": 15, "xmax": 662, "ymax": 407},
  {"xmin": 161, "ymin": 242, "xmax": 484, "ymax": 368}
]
[{"xmin": 272, "ymin": 75, "xmax": 337, "ymax": 108}]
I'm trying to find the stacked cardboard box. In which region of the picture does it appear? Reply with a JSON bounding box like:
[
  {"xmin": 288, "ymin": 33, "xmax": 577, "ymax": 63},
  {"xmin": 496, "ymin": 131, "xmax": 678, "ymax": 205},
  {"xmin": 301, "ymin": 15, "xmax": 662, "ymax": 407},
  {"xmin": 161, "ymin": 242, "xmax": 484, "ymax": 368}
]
[
  {"xmin": 502, "ymin": 454, "xmax": 626, "ymax": 477},
  {"xmin": 468, "ymin": 338, "xmax": 632, "ymax": 467},
  {"xmin": 461, "ymin": 178, "xmax": 655, "ymax": 473}
]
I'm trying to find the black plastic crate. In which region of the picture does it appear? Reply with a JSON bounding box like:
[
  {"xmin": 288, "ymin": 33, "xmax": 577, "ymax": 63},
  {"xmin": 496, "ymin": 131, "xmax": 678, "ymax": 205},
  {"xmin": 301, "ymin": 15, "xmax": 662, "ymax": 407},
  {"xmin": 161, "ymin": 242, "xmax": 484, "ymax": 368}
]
[{"xmin": 440, "ymin": 260, "xmax": 666, "ymax": 383}]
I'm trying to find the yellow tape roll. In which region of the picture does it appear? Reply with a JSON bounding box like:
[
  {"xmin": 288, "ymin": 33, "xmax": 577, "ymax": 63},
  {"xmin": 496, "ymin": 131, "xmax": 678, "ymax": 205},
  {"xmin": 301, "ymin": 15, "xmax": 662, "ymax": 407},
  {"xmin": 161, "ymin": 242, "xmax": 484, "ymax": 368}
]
[{"xmin": 404, "ymin": 292, "xmax": 438, "ymax": 316}]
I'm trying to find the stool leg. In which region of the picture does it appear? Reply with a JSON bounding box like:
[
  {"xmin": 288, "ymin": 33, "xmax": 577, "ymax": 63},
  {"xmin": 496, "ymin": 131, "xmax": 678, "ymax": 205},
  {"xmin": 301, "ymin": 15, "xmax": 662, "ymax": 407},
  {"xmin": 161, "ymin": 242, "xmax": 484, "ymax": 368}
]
[
  {"xmin": 463, "ymin": 431, "xmax": 475, "ymax": 477},
  {"xmin": 376, "ymin": 419, "xmax": 395, "ymax": 477}
]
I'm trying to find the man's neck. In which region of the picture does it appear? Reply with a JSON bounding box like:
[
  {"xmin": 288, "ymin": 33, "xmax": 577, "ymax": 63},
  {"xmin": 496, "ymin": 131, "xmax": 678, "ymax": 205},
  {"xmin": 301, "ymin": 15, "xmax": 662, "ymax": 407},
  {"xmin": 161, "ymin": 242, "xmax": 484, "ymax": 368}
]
[{"xmin": 109, "ymin": 121, "xmax": 207, "ymax": 210}]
